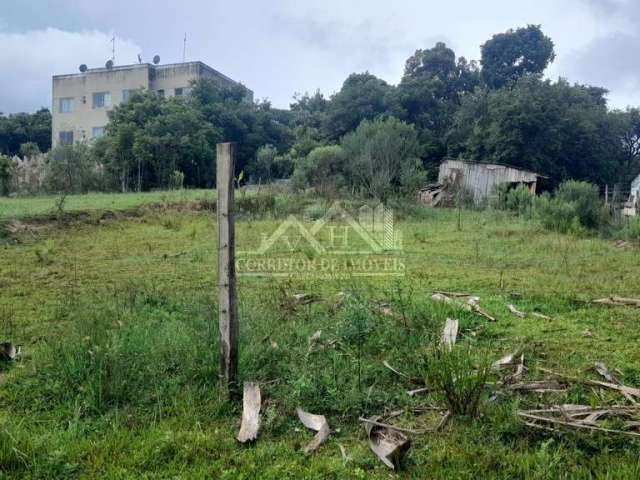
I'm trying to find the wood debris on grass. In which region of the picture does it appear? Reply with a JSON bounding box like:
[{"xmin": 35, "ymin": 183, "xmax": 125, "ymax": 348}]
[
  {"xmin": 383, "ymin": 360, "xmax": 424, "ymax": 385},
  {"xmin": 296, "ymin": 408, "xmax": 330, "ymax": 454},
  {"xmin": 237, "ymin": 382, "xmax": 261, "ymax": 443},
  {"xmin": 540, "ymin": 368, "xmax": 640, "ymax": 404},
  {"xmin": 441, "ymin": 318, "xmax": 459, "ymax": 350},
  {"xmin": 407, "ymin": 387, "xmax": 429, "ymax": 397},
  {"xmin": 493, "ymin": 352, "xmax": 527, "ymax": 384},
  {"xmin": 492, "ymin": 352, "xmax": 520, "ymax": 370},
  {"xmin": 431, "ymin": 292, "xmax": 496, "ymax": 321},
  {"xmin": 508, "ymin": 380, "xmax": 566, "ymax": 393},
  {"xmin": 592, "ymin": 296, "xmax": 640, "ymax": 308},
  {"xmin": 507, "ymin": 304, "xmax": 526, "ymax": 318},
  {"xmin": 519, "ymin": 405, "xmax": 640, "ymax": 438},
  {"xmin": 292, "ymin": 293, "xmax": 320, "ymax": 305},
  {"xmin": 361, "ymin": 416, "xmax": 411, "ymax": 469},
  {"xmin": 593, "ymin": 362, "xmax": 619, "ymax": 384},
  {"xmin": 507, "ymin": 304, "xmax": 552, "ymax": 320},
  {"xmin": 0, "ymin": 342, "xmax": 20, "ymax": 361}
]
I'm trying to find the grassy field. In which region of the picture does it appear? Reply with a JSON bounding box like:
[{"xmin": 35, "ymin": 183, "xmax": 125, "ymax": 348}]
[
  {"xmin": 1, "ymin": 192, "xmax": 640, "ymax": 478},
  {"xmin": 0, "ymin": 190, "xmax": 214, "ymax": 220}
]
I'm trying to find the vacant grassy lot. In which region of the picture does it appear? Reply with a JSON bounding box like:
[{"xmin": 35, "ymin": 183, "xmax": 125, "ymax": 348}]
[
  {"xmin": 1, "ymin": 192, "xmax": 640, "ymax": 478},
  {"xmin": 0, "ymin": 190, "xmax": 214, "ymax": 220}
]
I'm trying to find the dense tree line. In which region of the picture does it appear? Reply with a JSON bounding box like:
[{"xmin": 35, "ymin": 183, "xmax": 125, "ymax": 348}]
[
  {"xmin": 3, "ymin": 24, "xmax": 640, "ymax": 197},
  {"xmin": 0, "ymin": 108, "xmax": 51, "ymax": 157}
]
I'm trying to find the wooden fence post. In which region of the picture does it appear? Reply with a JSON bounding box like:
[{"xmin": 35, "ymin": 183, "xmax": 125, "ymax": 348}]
[{"xmin": 217, "ymin": 142, "xmax": 238, "ymax": 396}]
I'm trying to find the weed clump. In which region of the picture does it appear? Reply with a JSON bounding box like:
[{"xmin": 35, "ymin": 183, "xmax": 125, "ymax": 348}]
[{"xmin": 424, "ymin": 345, "xmax": 491, "ymax": 417}]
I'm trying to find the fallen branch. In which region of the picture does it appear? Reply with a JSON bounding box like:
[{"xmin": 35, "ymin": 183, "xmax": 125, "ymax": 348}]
[
  {"xmin": 518, "ymin": 410, "xmax": 640, "ymax": 438},
  {"xmin": 592, "ymin": 296, "xmax": 640, "ymax": 308},
  {"xmin": 359, "ymin": 417, "xmax": 427, "ymax": 435},
  {"xmin": 539, "ymin": 367, "xmax": 640, "ymax": 403}
]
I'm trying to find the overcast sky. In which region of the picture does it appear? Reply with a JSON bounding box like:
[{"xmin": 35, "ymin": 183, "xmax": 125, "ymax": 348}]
[{"xmin": 1, "ymin": 0, "xmax": 639, "ymax": 113}]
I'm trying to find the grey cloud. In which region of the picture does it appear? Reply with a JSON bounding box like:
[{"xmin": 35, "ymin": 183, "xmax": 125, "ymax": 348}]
[
  {"xmin": 556, "ymin": 0, "xmax": 640, "ymax": 107},
  {"xmin": 0, "ymin": 28, "xmax": 141, "ymax": 113},
  {"xmin": 1, "ymin": 0, "xmax": 640, "ymax": 111}
]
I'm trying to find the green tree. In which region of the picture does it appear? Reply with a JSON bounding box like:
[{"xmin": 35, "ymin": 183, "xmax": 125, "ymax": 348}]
[
  {"xmin": 395, "ymin": 42, "xmax": 480, "ymax": 168},
  {"xmin": 251, "ymin": 144, "xmax": 278, "ymax": 182},
  {"xmin": 190, "ymin": 79, "xmax": 293, "ymax": 177},
  {"xmin": 448, "ymin": 77, "xmax": 623, "ymax": 184},
  {"xmin": 19, "ymin": 141, "xmax": 41, "ymax": 159},
  {"xmin": 481, "ymin": 25, "xmax": 555, "ymax": 89},
  {"xmin": 324, "ymin": 73, "xmax": 394, "ymax": 140},
  {"xmin": 341, "ymin": 117, "xmax": 425, "ymax": 200},
  {"xmin": 618, "ymin": 108, "xmax": 640, "ymax": 182},
  {"xmin": 0, "ymin": 108, "xmax": 51, "ymax": 156}
]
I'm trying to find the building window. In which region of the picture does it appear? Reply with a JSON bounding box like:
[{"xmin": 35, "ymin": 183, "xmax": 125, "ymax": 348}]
[
  {"xmin": 122, "ymin": 89, "xmax": 139, "ymax": 103},
  {"xmin": 157, "ymin": 89, "xmax": 165, "ymax": 98},
  {"xmin": 92, "ymin": 126, "xmax": 105, "ymax": 139},
  {"xmin": 59, "ymin": 131, "xmax": 74, "ymax": 145},
  {"xmin": 92, "ymin": 92, "xmax": 112, "ymax": 109},
  {"xmin": 174, "ymin": 87, "xmax": 192, "ymax": 97},
  {"xmin": 59, "ymin": 97, "xmax": 74, "ymax": 113}
]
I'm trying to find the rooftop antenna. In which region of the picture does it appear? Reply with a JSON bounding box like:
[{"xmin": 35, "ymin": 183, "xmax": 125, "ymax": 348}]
[
  {"xmin": 137, "ymin": 53, "xmax": 142, "ymax": 64},
  {"xmin": 110, "ymin": 35, "xmax": 116, "ymax": 63},
  {"xmin": 182, "ymin": 33, "xmax": 187, "ymax": 62}
]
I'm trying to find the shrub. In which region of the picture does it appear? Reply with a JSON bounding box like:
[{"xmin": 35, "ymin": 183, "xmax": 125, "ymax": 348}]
[
  {"xmin": 619, "ymin": 217, "xmax": 640, "ymax": 241},
  {"xmin": 236, "ymin": 192, "xmax": 276, "ymax": 216},
  {"xmin": 292, "ymin": 145, "xmax": 346, "ymax": 196},
  {"xmin": 555, "ymin": 180, "xmax": 603, "ymax": 229},
  {"xmin": 168, "ymin": 170, "xmax": 185, "ymax": 190},
  {"xmin": 423, "ymin": 345, "xmax": 490, "ymax": 417},
  {"xmin": 494, "ymin": 184, "xmax": 534, "ymax": 213},
  {"xmin": 0, "ymin": 154, "xmax": 15, "ymax": 196},
  {"xmin": 536, "ymin": 194, "xmax": 581, "ymax": 234},
  {"xmin": 341, "ymin": 117, "xmax": 425, "ymax": 200},
  {"xmin": 46, "ymin": 144, "xmax": 105, "ymax": 193},
  {"xmin": 536, "ymin": 181, "xmax": 606, "ymax": 233}
]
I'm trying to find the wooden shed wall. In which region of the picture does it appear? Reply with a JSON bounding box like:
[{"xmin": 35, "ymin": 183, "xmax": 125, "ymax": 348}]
[{"xmin": 438, "ymin": 160, "xmax": 538, "ymax": 204}]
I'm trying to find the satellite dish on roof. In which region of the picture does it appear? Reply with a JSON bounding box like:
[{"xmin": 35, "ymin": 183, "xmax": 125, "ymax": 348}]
[
  {"xmin": 152, "ymin": 55, "xmax": 161, "ymax": 65},
  {"xmin": 105, "ymin": 59, "xmax": 114, "ymax": 69},
  {"xmin": 79, "ymin": 64, "xmax": 88, "ymax": 73}
]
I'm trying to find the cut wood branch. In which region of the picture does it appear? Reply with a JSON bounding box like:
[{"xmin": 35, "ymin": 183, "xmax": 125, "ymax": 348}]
[
  {"xmin": 441, "ymin": 318, "xmax": 459, "ymax": 350},
  {"xmin": 507, "ymin": 304, "xmax": 526, "ymax": 318},
  {"xmin": 296, "ymin": 408, "xmax": 330, "ymax": 453},
  {"xmin": 383, "ymin": 360, "xmax": 410, "ymax": 379},
  {"xmin": 431, "ymin": 293, "xmax": 496, "ymax": 321},
  {"xmin": 593, "ymin": 362, "xmax": 619, "ymax": 384},
  {"xmin": 237, "ymin": 382, "xmax": 261, "ymax": 443},
  {"xmin": 361, "ymin": 416, "xmax": 412, "ymax": 470},
  {"xmin": 507, "ymin": 381, "xmax": 566, "ymax": 393},
  {"xmin": 518, "ymin": 408, "xmax": 640, "ymax": 438},
  {"xmin": 592, "ymin": 296, "xmax": 640, "ymax": 308},
  {"xmin": 539, "ymin": 367, "xmax": 640, "ymax": 404}
]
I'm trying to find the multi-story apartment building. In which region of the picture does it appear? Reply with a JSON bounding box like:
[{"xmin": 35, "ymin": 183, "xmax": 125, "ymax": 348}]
[{"xmin": 51, "ymin": 61, "xmax": 252, "ymax": 147}]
